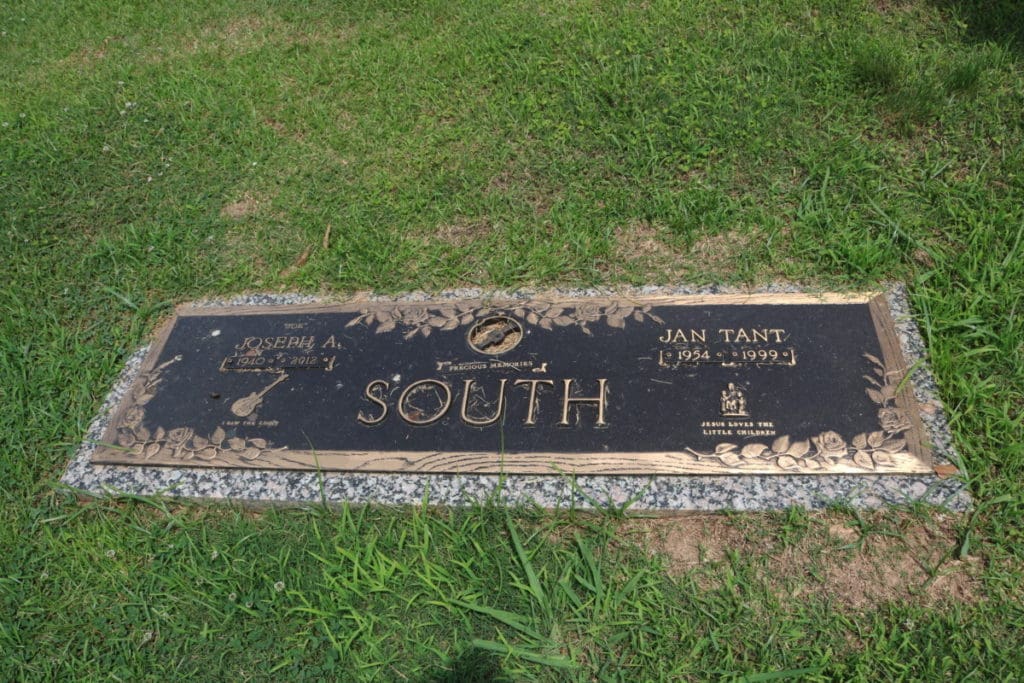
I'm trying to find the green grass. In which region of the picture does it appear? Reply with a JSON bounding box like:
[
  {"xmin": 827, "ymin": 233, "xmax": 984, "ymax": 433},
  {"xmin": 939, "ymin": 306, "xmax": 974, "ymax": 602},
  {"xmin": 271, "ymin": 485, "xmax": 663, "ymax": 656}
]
[{"xmin": 2, "ymin": 0, "xmax": 1023, "ymax": 679}]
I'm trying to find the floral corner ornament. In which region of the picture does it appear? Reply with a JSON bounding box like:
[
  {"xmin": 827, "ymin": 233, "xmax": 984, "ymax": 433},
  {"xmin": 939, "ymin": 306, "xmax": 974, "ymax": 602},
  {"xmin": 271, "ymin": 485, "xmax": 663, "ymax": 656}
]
[
  {"xmin": 689, "ymin": 353, "xmax": 913, "ymax": 473},
  {"xmin": 111, "ymin": 355, "xmax": 284, "ymax": 464}
]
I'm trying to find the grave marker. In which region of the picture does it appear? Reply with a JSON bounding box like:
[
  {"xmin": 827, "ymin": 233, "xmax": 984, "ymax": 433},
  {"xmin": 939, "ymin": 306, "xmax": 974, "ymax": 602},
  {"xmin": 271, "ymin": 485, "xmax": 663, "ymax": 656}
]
[{"xmin": 92, "ymin": 293, "xmax": 933, "ymax": 476}]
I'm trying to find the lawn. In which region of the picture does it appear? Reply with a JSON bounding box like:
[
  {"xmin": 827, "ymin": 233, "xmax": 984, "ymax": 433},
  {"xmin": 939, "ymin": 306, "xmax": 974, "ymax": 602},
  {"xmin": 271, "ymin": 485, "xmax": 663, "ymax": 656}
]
[{"xmin": 2, "ymin": 0, "xmax": 1023, "ymax": 679}]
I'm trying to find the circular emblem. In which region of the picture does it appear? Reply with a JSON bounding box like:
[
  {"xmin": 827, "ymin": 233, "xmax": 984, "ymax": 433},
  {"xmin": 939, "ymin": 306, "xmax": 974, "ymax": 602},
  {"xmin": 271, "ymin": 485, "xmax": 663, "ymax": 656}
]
[{"xmin": 467, "ymin": 315, "xmax": 523, "ymax": 355}]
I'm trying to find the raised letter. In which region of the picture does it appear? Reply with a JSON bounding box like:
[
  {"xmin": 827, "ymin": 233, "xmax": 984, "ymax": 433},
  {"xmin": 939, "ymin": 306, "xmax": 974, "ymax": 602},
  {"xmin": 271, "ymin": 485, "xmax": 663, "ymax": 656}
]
[
  {"xmin": 558, "ymin": 379, "xmax": 608, "ymax": 426},
  {"xmin": 514, "ymin": 379, "xmax": 555, "ymax": 425},
  {"xmin": 398, "ymin": 379, "xmax": 452, "ymax": 426},
  {"xmin": 357, "ymin": 380, "xmax": 389, "ymax": 425},
  {"xmin": 460, "ymin": 379, "xmax": 508, "ymax": 426}
]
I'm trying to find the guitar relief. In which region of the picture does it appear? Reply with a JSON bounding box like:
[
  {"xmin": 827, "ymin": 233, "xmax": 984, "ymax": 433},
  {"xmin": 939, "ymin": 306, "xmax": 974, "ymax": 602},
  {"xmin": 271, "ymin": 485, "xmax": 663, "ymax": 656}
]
[{"xmin": 230, "ymin": 373, "xmax": 289, "ymax": 417}]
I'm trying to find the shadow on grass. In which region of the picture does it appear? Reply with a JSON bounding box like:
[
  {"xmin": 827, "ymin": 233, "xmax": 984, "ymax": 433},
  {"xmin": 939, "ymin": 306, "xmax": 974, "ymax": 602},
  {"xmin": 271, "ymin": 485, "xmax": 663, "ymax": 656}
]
[
  {"xmin": 419, "ymin": 647, "xmax": 509, "ymax": 683},
  {"xmin": 929, "ymin": 0, "xmax": 1024, "ymax": 53}
]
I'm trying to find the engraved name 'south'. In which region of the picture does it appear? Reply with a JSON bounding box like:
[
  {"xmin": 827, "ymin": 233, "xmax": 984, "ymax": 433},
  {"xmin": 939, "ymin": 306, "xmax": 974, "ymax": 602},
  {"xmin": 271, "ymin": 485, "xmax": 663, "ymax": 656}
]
[{"xmin": 357, "ymin": 378, "xmax": 609, "ymax": 428}]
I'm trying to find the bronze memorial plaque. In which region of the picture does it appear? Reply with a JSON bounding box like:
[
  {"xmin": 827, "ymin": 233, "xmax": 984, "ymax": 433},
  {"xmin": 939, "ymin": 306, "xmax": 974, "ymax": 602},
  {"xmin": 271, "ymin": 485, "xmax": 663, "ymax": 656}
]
[{"xmin": 93, "ymin": 293, "xmax": 933, "ymax": 475}]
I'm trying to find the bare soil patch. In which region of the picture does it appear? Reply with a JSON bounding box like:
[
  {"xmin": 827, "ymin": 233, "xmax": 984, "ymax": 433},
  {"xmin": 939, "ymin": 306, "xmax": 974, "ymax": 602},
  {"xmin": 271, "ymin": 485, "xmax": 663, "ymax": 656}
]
[
  {"xmin": 871, "ymin": 0, "xmax": 918, "ymax": 15},
  {"xmin": 220, "ymin": 190, "xmax": 283, "ymax": 276},
  {"xmin": 610, "ymin": 220, "xmax": 679, "ymax": 279},
  {"xmin": 621, "ymin": 511, "xmax": 982, "ymax": 611},
  {"xmin": 129, "ymin": 14, "xmax": 357, "ymax": 66},
  {"xmin": 609, "ymin": 221, "xmax": 756, "ymax": 281},
  {"xmin": 221, "ymin": 192, "xmax": 265, "ymax": 220},
  {"xmin": 688, "ymin": 228, "xmax": 752, "ymax": 272},
  {"xmin": 434, "ymin": 217, "xmax": 493, "ymax": 248}
]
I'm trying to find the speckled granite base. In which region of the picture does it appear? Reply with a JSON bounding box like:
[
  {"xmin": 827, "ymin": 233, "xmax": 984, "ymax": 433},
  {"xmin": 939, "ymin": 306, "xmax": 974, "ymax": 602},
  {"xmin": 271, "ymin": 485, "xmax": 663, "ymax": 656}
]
[{"xmin": 61, "ymin": 284, "xmax": 971, "ymax": 511}]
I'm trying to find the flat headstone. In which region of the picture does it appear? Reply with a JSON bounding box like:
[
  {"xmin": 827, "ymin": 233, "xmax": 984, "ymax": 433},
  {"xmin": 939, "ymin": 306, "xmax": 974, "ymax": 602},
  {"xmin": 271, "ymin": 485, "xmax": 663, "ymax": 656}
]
[{"xmin": 63, "ymin": 286, "xmax": 969, "ymax": 511}]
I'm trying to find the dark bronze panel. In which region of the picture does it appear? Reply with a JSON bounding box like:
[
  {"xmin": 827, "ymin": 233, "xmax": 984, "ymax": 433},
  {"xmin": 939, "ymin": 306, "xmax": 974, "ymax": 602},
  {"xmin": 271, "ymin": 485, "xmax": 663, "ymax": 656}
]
[{"xmin": 93, "ymin": 293, "xmax": 933, "ymax": 475}]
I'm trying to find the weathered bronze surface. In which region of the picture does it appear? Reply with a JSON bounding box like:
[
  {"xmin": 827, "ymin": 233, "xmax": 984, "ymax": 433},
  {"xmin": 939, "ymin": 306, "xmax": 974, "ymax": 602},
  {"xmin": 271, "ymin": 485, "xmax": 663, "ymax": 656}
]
[{"xmin": 93, "ymin": 293, "xmax": 934, "ymax": 475}]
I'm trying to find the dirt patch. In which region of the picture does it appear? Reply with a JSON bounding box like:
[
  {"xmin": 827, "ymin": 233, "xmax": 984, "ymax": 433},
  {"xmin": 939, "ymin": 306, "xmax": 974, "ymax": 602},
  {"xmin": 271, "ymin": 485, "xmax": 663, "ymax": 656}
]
[
  {"xmin": 770, "ymin": 516, "xmax": 982, "ymax": 610},
  {"xmin": 434, "ymin": 217, "xmax": 493, "ymax": 248},
  {"xmin": 871, "ymin": 0, "xmax": 917, "ymax": 15},
  {"xmin": 610, "ymin": 220, "xmax": 679, "ymax": 279},
  {"xmin": 616, "ymin": 220, "xmax": 669, "ymax": 261},
  {"xmin": 63, "ymin": 45, "xmax": 107, "ymax": 67},
  {"xmin": 219, "ymin": 16, "xmax": 267, "ymax": 40},
  {"xmin": 912, "ymin": 248, "xmax": 936, "ymax": 267},
  {"xmin": 223, "ymin": 224, "xmax": 268, "ymax": 274},
  {"xmin": 203, "ymin": 15, "xmax": 356, "ymax": 51},
  {"xmin": 609, "ymin": 221, "xmax": 756, "ymax": 281},
  {"xmin": 138, "ymin": 14, "xmax": 357, "ymax": 65},
  {"xmin": 688, "ymin": 228, "xmax": 752, "ymax": 272},
  {"xmin": 221, "ymin": 192, "xmax": 264, "ymax": 220},
  {"xmin": 33, "ymin": 15, "xmax": 356, "ymax": 85},
  {"xmin": 53, "ymin": 36, "xmax": 122, "ymax": 69},
  {"xmin": 637, "ymin": 514, "xmax": 735, "ymax": 567},
  {"xmin": 622, "ymin": 511, "xmax": 982, "ymax": 611},
  {"xmin": 219, "ymin": 191, "xmax": 280, "ymax": 276},
  {"xmin": 264, "ymin": 118, "xmax": 299, "ymax": 139}
]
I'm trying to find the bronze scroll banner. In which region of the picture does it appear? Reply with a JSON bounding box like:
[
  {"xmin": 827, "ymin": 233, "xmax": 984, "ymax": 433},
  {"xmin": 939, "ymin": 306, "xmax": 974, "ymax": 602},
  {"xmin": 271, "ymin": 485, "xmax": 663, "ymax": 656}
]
[{"xmin": 93, "ymin": 293, "xmax": 933, "ymax": 475}]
